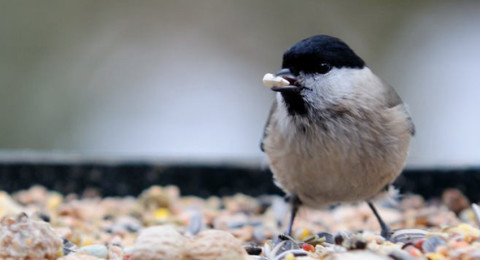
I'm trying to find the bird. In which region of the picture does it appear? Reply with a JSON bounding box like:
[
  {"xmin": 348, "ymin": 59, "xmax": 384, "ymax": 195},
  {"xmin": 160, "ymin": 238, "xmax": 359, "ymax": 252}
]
[{"xmin": 260, "ymin": 35, "xmax": 414, "ymax": 239}]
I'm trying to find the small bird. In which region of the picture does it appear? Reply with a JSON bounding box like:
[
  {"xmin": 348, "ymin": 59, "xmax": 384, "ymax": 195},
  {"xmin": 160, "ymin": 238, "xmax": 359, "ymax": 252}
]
[{"xmin": 261, "ymin": 35, "xmax": 414, "ymax": 239}]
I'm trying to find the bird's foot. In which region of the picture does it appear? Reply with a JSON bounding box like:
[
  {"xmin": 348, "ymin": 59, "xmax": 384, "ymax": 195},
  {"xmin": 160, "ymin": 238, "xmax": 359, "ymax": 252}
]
[
  {"xmin": 381, "ymin": 225, "xmax": 392, "ymax": 241},
  {"xmin": 274, "ymin": 231, "xmax": 334, "ymax": 245},
  {"xmin": 273, "ymin": 233, "xmax": 297, "ymax": 245},
  {"xmin": 268, "ymin": 235, "xmax": 307, "ymax": 259}
]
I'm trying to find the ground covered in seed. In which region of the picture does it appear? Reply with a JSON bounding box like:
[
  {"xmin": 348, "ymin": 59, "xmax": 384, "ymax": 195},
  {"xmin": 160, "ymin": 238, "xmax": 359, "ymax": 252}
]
[{"xmin": 0, "ymin": 185, "xmax": 479, "ymax": 259}]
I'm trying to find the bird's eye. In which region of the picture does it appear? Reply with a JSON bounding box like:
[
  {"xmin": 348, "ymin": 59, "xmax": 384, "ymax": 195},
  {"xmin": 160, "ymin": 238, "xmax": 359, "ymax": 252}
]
[{"xmin": 317, "ymin": 63, "xmax": 331, "ymax": 74}]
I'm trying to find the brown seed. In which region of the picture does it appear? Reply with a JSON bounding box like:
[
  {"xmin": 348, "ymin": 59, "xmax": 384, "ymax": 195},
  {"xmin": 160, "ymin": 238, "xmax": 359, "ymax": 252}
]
[
  {"xmin": 442, "ymin": 188, "xmax": 470, "ymax": 215},
  {"xmin": 186, "ymin": 230, "xmax": 247, "ymax": 260},
  {"xmin": 130, "ymin": 226, "xmax": 187, "ymax": 260}
]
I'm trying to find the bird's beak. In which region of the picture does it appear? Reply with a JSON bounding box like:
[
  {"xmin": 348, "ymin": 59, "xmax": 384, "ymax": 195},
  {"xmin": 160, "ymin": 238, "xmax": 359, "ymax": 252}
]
[{"xmin": 262, "ymin": 68, "xmax": 301, "ymax": 93}]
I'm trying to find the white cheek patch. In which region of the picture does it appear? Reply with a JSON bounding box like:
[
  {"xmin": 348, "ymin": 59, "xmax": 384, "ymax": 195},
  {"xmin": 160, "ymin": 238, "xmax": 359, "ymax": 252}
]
[{"xmin": 262, "ymin": 73, "xmax": 290, "ymax": 88}]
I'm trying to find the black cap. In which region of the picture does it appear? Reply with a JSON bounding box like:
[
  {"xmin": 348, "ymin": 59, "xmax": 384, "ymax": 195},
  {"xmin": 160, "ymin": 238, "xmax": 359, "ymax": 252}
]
[{"xmin": 282, "ymin": 35, "xmax": 365, "ymax": 75}]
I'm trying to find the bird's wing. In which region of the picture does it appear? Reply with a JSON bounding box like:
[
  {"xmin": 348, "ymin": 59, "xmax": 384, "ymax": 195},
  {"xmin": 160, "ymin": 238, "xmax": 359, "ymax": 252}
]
[
  {"xmin": 382, "ymin": 82, "xmax": 415, "ymax": 136},
  {"xmin": 260, "ymin": 99, "xmax": 277, "ymax": 152},
  {"xmin": 384, "ymin": 85, "xmax": 402, "ymax": 109}
]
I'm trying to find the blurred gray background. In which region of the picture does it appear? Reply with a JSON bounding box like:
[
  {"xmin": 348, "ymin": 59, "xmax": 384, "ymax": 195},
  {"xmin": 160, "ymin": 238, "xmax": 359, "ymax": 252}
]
[{"xmin": 1, "ymin": 0, "xmax": 479, "ymax": 168}]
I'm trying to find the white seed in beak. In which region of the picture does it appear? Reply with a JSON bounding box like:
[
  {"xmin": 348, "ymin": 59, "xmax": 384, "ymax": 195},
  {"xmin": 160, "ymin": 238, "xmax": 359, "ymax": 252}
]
[{"xmin": 262, "ymin": 73, "xmax": 290, "ymax": 88}]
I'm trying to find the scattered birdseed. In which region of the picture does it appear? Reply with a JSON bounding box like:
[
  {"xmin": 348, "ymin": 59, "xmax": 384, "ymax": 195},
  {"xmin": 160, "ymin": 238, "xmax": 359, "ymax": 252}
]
[{"xmin": 0, "ymin": 186, "xmax": 479, "ymax": 259}]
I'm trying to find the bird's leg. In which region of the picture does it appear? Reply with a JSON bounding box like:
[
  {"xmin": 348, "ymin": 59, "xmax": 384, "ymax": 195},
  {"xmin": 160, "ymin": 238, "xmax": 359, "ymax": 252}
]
[
  {"xmin": 367, "ymin": 201, "xmax": 391, "ymax": 240},
  {"xmin": 286, "ymin": 195, "xmax": 301, "ymax": 237}
]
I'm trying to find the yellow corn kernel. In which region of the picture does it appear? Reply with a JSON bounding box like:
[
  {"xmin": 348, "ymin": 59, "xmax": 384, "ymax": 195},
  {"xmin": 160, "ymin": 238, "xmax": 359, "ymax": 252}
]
[
  {"xmin": 82, "ymin": 239, "xmax": 93, "ymax": 246},
  {"xmin": 285, "ymin": 253, "xmax": 296, "ymax": 260},
  {"xmin": 47, "ymin": 193, "xmax": 63, "ymax": 210},
  {"xmin": 154, "ymin": 208, "xmax": 170, "ymax": 220},
  {"xmin": 426, "ymin": 252, "xmax": 446, "ymax": 260},
  {"xmin": 299, "ymin": 229, "xmax": 311, "ymax": 240}
]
